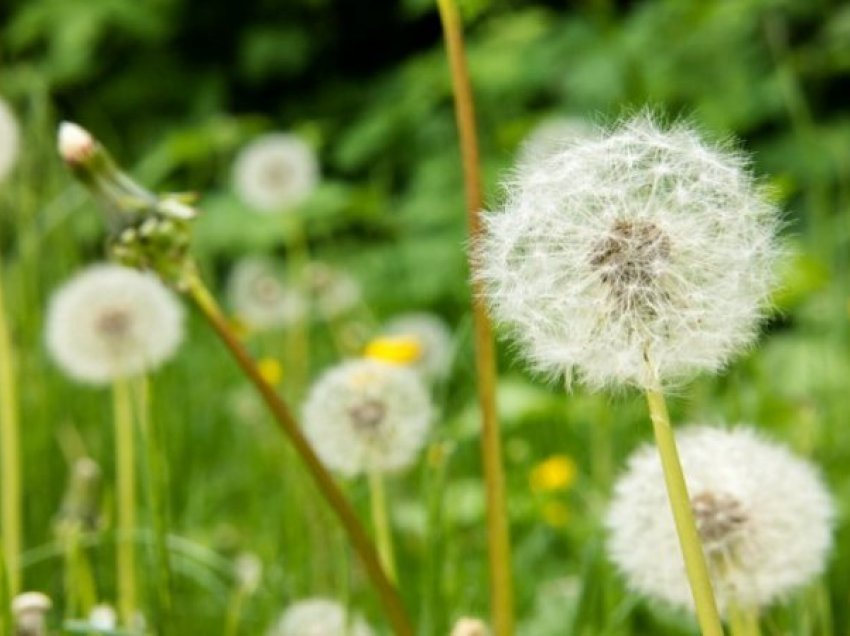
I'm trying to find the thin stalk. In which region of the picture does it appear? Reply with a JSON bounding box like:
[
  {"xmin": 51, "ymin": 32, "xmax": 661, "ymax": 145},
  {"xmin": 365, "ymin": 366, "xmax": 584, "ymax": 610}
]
[
  {"xmin": 283, "ymin": 213, "xmax": 311, "ymax": 403},
  {"xmin": 185, "ymin": 273, "xmax": 414, "ymax": 636},
  {"xmin": 112, "ymin": 378, "xmax": 138, "ymax": 627},
  {"xmin": 643, "ymin": 355, "xmax": 724, "ymax": 636},
  {"xmin": 133, "ymin": 376, "xmax": 174, "ymax": 633},
  {"xmin": 62, "ymin": 526, "xmax": 98, "ymax": 619},
  {"xmin": 223, "ymin": 586, "xmax": 247, "ymax": 636},
  {"xmin": 368, "ymin": 469, "xmax": 397, "ymax": 584},
  {"xmin": 728, "ymin": 604, "xmax": 760, "ymax": 636},
  {"xmin": 435, "ymin": 1, "xmax": 514, "ymax": 634},
  {"xmin": 0, "ymin": 265, "xmax": 22, "ymax": 598}
]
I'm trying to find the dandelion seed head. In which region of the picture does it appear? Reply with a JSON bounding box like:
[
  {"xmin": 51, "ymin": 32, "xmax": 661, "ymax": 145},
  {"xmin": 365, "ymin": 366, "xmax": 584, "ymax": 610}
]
[
  {"xmin": 302, "ymin": 359, "xmax": 432, "ymax": 476},
  {"xmin": 227, "ymin": 257, "xmax": 307, "ymax": 331},
  {"xmin": 0, "ymin": 97, "xmax": 21, "ymax": 182},
  {"xmin": 269, "ymin": 598, "xmax": 374, "ymax": 636},
  {"xmin": 88, "ymin": 604, "xmax": 117, "ymax": 630},
  {"xmin": 605, "ymin": 425, "xmax": 834, "ymax": 614},
  {"xmin": 516, "ymin": 116, "xmax": 593, "ymax": 166},
  {"xmin": 382, "ymin": 313, "xmax": 454, "ymax": 383},
  {"xmin": 305, "ymin": 262, "xmax": 361, "ymax": 320},
  {"xmin": 45, "ymin": 264, "xmax": 184, "ymax": 385},
  {"xmin": 450, "ymin": 617, "xmax": 491, "ymax": 636},
  {"xmin": 233, "ymin": 133, "xmax": 319, "ymax": 213},
  {"xmin": 479, "ymin": 114, "xmax": 782, "ymax": 389}
]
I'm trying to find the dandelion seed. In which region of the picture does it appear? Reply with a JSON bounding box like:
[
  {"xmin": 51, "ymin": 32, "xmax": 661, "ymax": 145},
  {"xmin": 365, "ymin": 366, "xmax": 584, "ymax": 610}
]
[
  {"xmin": 269, "ymin": 598, "xmax": 374, "ymax": 636},
  {"xmin": 606, "ymin": 425, "xmax": 834, "ymax": 614},
  {"xmin": 479, "ymin": 114, "xmax": 781, "ymax": 389},
  {"xmin": 45, "ymin": 264, "xmax": 184, "ymax": 385},
  {"xmin": 382, "ymin": 313, "xmax": 454, "ymax": 383},
  {"xmin": 0, "ymin": 97, "xmax": 21, "ymax": 182},
  {"xmin": 450, "ymin": 617, "xmax": 491, "ymax": 636},
  {"xmin": 227, "ymin": 257, "xmax": 307, "ymax": 331},
  {"xmin": 302, "ymin": 359, "xmax": 432, "ymax": 477},
  {"xmin": 233, "ymin": 133, "xmax": 319, "ymax": 213}
]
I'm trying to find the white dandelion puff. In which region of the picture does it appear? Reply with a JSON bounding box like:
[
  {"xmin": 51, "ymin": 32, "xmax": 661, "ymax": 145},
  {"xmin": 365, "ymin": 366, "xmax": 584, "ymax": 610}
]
[
  {"xmin": 305, "ymin": 262, "xmax": 362, "ymax": 320},
  {"xmin": 479, "ymin": 114, "xmax": 782, "ymax": 389},
  {"xmin": 45, "ymin": 264, "xmax": 184, "ymax": 385},
  {"xmin": 516, "ymin": 116, "xmax": 593, "ymax": 166},
  {"xmin": 269, "ymin": 598, "xmax": 374, "ymax": 636},
  {"xmin": 233, "ymin": 133, "xmax": 319, "ymax": 213},
  {"xmin": 227, "ymin": 257, "xmax": 307, "ymax": 331},
  {"xmin": 383, "ymin": 312, "xmax": 455, "ymax": 382},
  {"xmin": 12, "ymin": 592, "xmax": 52, "ymax": 636},
  {"xmin": 606, "ymin": 425, "xmax": 834, "ymax": 615},
  {"xmin": 302, "ymin": 359, "xmax": 432, "ymax": 477},
  {"xmin": 88, "ymin": 604, "xmax": 118, "ymax": 630},
  {"xmin": 0, "ymin": 97, "xmax": 21, "ymax": 182},
  {"xmin": 450, "ymin": 617, "xmax": 491, "ymax": 636}
]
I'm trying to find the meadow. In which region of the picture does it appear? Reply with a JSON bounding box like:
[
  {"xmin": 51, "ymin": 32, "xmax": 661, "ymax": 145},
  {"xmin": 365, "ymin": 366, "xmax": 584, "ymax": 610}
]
[{"xmin": 1, "ymin": 0, "xmax": 849, "ymax": 634}]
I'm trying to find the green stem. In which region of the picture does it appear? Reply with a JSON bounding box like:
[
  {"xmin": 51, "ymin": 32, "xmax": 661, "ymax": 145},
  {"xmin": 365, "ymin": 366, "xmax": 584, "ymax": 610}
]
[
  {"xmin": 283, "ymin": 213, "xmax": 311, "ymax": 403},
  {"xmin": 368, "ymin": 470, "xmax": 397, "ymax": 584},
  {"xmin": 112, "ymin": 378, "xmax": 138, "ymax": 627},
  {"xmin": 223, "ymin": 587, "xmax": 247, "ymax": 636},
  {"xmin": 643, "ymin": 357, "xmax": 724, "ymax": 636},
  {"xmin": 133, "ymin": 376, "xmax": 174, "ymax": 634},
  {"xmin": 435, "ymin": 2, "xmax": 514, "ymax": 634},
  {"xmin": 185, "ymin": 272, "xmax": 414, "ymax": 636},
  {"xmin": 0, "ymin": 263, "xmax": 22, "ymax": 598},
  {"xmin": 728, "ymin": 604, "xmax": 760, "ymax": 636}
]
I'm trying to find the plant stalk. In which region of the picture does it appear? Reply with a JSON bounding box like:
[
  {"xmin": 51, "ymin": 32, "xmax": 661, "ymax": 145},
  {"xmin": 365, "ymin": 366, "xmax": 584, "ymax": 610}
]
[
  {"xmin": 113, "ymin": 378, "xmax": 138, "ymax": 627},
  {"xmin": 643, "ymin": 357, "xmax": 724, "ymax": 636},
  {"xmin": 435, "ymin": 1, "xmax": 514, "ymax": 634},
  {"xmin": 369, "ymin": 469, "xmax": 397, "ymax": 584},
  {"xmin": 185, "ymin": 272, "xmax": 414, "ymax": 636}
]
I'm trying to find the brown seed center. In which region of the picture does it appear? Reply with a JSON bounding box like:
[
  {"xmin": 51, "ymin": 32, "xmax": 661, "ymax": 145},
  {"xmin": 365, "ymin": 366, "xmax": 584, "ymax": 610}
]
[
  {"xmin": 347, "ymin": 399, "xmax": 387, "ymax": 434},
  {"xmin": 96, "ymin": 308, "xmax": 132, "ymax": 340},
  {"xmin": 691, "ymin": 490, "xmax": 748, "ymax": 550}
]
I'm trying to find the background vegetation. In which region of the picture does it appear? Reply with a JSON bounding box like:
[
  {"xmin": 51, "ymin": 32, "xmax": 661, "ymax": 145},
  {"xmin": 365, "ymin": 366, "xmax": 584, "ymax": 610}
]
[{"xmin": 1, "ymin": 0, "xmax": 849, "ymax": 633}]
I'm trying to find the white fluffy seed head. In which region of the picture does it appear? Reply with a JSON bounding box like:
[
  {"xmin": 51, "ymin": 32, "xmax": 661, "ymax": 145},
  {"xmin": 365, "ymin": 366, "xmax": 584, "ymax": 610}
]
[
  {"xmin": 233, "ymin": 133, "xmax": 319, "ymax": 213},
  {"xmin": 383, "ymin": 313, "xmax": 455, "ymax": 383},
  {"xmin": 606, "ymin": 425, "xmax": 834, "ymax": 615},
  {"xmin": 304, "ymin": 261, "xmax": 362, "ymax": 320},
  {"xmin": 45, "ymin": 264, "xmax": 184, "ymax": 385},
  {"xmin": 450, "ymin": 617, "xmax": 491, "ymax": 636},
  {"xmin": 302, "ymin": 359, "xmax": 432, "ymax": 477},
  {"xmin": 0, "ymin": 97, "xmax": 21, "ymax": 182},
  {"xmin": 479, "ymin": 114, "xmax": 782, "ymax": 389},
  {"xmin": 88, "ymin": 604, "xmax": 118, "ymax": 630},
  {"xmin": 269, "ymin": 598, "xmax": 374, "ymax": 636},
  {"xmin": 227, "ymin": 257, "xmax": 307, "ymax": 331}
]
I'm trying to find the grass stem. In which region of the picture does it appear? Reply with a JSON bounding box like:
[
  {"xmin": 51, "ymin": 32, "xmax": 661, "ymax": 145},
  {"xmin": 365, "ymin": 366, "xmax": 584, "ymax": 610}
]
[
  {"xmin": 435, "ymin": 1, "xmax": 515, "ymax": 634},
  {"xmin": 369, "ymin": 469, "xmax": 397, "ymax": 584},
  {"xmin": 112, "ymin": 378, "xmax": 138, "ymax": 627}
]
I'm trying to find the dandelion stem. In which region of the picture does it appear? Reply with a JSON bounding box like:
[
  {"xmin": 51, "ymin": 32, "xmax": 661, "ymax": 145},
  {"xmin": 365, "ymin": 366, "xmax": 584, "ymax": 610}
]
[
  {"xmin": 112, "ymin": 377, "xmax": 138, "ymax": 627},
  {"xmin": 728, "ymin": 604, "xmax": 760, "ymax": 636},
  {"xmin": 368, "ymin": 469, "xmax": 397, "ymax": 584},
  {"xmin": 0, "ymin": 265, "xmax": 22, "ymax": 598},
  {"xmin": 185, "ymin": 272, "xmax": 414, "ymax": 636},
  {"xmin": 284, "ymin": 213, "xmax": 311, "ymax": 402},
  {"xmin": 643, "ymin": 356, "xmax": 724, "ymax": 636},
  {"xmin": 435, "ymin": 2, "xmax": 514, "ymax": 634}
]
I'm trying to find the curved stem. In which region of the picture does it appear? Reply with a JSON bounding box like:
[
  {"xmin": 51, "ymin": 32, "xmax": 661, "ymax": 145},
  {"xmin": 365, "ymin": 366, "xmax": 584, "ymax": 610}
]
[
  {"xmin": 113, "ymin": 378, "xmax": 138, "ymax": 627},
  {"xmin": 643, "ymin": 353, "xmax": 724, "ymax": 636},
  {"xmin": 185, "ymin": 273, "xmax": 414, "ymax": 636},
  {"xmin": 435, "ymin": 2, "xmax": 514, "ymax": 635},
  {"xmin": 369, "ymin": 470, "xmax": 397, "ymax": 584}
]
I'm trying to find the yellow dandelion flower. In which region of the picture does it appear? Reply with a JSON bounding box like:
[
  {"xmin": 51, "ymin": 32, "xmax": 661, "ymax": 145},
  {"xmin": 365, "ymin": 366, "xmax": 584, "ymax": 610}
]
[
  {"xmin": 364, "ymin": 335, "xmax": 423, "ymax": 366},
  {"xmin": 529, "ymin": 455, "xmax": 577, "ymax": 494},
  {"xmin": 541, "ymin": 501, "xmax": 570, "ymax": 528},
  {"xmin": 257, "ymin": 357, "xmax": 283, "ymax": 386}
]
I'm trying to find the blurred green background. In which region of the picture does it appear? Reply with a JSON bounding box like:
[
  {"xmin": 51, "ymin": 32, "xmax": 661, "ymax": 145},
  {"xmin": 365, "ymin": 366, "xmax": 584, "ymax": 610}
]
[{"xmin": 1, "ymin": 0, "xmax": 849, "ymax": 634}]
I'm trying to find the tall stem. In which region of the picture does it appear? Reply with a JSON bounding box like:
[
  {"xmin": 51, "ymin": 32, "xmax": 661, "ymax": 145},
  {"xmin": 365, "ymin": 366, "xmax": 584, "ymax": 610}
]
[
  {"xmin": 0, "ymin": 265, "xmax": 22, "ymax": 598},
  {"xmin": 185, "ymin": 273, "xmax": 414, "ymax": 636},
  {"xmin": 369, "ymin": 470, "xmax": 397, "ymax": 584},
  {"xmin": 113, "ymin": 378, "xmax": 138, "ymax": 627},
  {"xmin": 643, "ymin": 355, "xmax": 724, "ymax": 636},
  {"xmin": 435, "ymin": 2, "xmax": 514, "ymax": 634}
]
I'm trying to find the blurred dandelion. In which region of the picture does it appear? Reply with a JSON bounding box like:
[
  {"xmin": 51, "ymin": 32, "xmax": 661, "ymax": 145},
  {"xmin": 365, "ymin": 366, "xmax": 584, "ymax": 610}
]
[
  {"xmin": 12, "ymin": 592, "xmax": 52, "ymax": 636},
  {"xmin": 529, "ymin": 455, "xmax": 577, "ymax": 494},
  {"xmin": 304, "ymin": 262, "xmax": 362, "ymax": 321},
  {"xmin": 227, "ymin": 257, "xmax": 307, "ymax": 332},
  {"xmin": 451, "ymin": 617, "xmax": 491, "ymax": 636},
  {"xmin": 88, "ymin": 604, "xmax": 118, "ymax": 630},
  {"xmin": 233, "ymin": 133, "xmax": 319, "ymax": 213},
  {"xmin": 269, "ymin": 598, "xmax": 374, "ymax": 636},
  {"xmin": 45, "ymin": 264, "xmax": 184, "ymax": 385},
  {"xmin": 364, "ymin": 335, "xmax": 423, "ymax": 366},
  {"xmin": 0, "ymin": 97, "xmax": 20, "ymax": 182},
  {"xmin": 382, "ymin": 313, "xmax": 454, "ymax": 383},
  {"xmin": 607, "ymin": 425, "xmax": 834, "ymax": 618}
]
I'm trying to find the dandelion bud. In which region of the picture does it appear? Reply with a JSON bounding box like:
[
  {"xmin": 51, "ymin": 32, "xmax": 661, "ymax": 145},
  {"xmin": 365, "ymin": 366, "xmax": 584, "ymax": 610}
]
[
  {"xmin": 0, "ymin": 97, "xmax": 21, "ymax": 182},
  {"xmin": 57, "ymin": 121, "xmax": 95, "ymax": 165},
  {"xmin": 450, "ymin": 617, "xmax": 491, "ymax": 636},
  {"xmin": 234, "ymin": 552, "xmax": 263, "ymax": 594},
  {"xmin": 55, "ymin": 457, "xmax": 102, "ymax": 533},
  {"xmin": 268, "ymin": 598, "xmax": 374, "ymax": 636},
  {"xmin": 12, "ymin": 592, "xmax": 52, "ymax": 636},
  {"xmin": 606, "ymin": 426, "xmax": 834, "ymax": 615},
  {"xmin": 479, "ymin": 114, "xmax": 781, "ymax": 389},
  {"xmin": 303, "ymin": 359, "xmax": 432, "ymax": 477}
]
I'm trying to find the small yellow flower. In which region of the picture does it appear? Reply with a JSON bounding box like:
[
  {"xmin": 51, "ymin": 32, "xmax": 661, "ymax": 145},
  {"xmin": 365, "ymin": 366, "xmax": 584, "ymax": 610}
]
[
  {"xmin": 364, "ymin": 335, "xmax": 423, "ymax": 365},
  {"xmin": 529, "ymin": 455, "xmax": 577, "ymax": 494},
  {"xmin": 541, "ymin": 501, "xmax": 570, "ymax": 528},
  {"xmin": 257, "ymin": 357, "xmax": 283, "ymax": 386}
]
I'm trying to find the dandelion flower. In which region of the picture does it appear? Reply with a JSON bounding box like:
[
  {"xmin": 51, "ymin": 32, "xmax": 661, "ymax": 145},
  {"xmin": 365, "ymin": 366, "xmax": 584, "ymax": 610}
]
[
  {"xmin": 233, "ymin": 133, "xmax": 319, "ymax": 213},
  {"xmin": 305, "ymin": 262, "xmax": 361, "ymax": 320},
  {"xmin": 451, "ymin": 617, "xmax": 490, "ymax": 636},
  {"xmin": 382, "ymin": 313, "xmax": 454, "ymax": 382},
  {"xmin": 0, "ymin": 97, "xmax": 21, "ymax": 182},
  {"xmin": 227, "ymin": 257, "xmax": 307, "ymax": 331},
  {"xmin": 269, "ymin": 598, "xmax": 374, "ymax": 636},
  {"xmin": 479, "ymin": 114, "xmax": 781, "ymax": 389},
  {"xmin": 606, "ymin": 425, "xmax": 834, "ymax": 614},
  {"xmin": 302, "ymin": 359, "xmax": 432, "ymax": 476},
  {"xmin": 46, "ymin": 264, "xmax": 184, "ymax": 385},
  {"xmin": 88, "ymin": 605, "xmax": 117, "ymax": 630}
]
